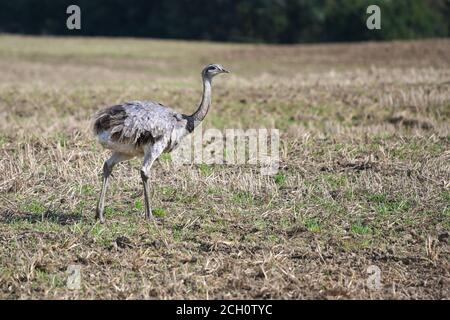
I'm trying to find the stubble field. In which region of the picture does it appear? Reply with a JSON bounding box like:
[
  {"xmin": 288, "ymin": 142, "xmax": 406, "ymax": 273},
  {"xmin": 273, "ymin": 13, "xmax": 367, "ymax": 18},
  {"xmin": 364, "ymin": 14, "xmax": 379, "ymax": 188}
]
[{"xmin": 0, "ymin": 35, "xmax": 449, "ymax": 299}]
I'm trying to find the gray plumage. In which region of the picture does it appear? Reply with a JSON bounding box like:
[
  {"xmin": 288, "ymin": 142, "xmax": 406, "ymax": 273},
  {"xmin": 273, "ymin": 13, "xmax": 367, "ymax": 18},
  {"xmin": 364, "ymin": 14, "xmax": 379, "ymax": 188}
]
[
  {"xmin": 94, "ymin": 101, "xmax": 186, "ymax": 150},
  {"xmin": 92, "ymin": 64, "xmax": 229, "ymax": 222}
]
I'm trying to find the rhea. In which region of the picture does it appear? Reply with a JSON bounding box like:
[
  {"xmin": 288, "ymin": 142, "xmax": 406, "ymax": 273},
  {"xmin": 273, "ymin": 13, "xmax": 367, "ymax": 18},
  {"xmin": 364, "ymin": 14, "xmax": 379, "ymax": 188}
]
[{"xmin": 92, "ymin": 64, "xmax": 229, "ymax": 222}]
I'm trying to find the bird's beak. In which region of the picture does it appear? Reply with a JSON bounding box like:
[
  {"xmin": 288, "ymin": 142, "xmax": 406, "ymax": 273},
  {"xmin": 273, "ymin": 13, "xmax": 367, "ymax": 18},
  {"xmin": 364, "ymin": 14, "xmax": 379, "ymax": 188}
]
[{"xmin": 221, "ymin": 68, "xmax": 230, "ymax": 74}]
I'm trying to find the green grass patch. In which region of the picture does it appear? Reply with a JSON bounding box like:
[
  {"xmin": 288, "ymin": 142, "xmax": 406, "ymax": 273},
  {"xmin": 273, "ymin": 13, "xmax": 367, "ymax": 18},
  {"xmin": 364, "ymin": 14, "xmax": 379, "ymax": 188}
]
[
  {"xmin": 274, "ymin": 173, "xmax": 286, "ymax": 186},
  {"xmin": 231, "ymin": 191, "xmax": 254, "ymax": 206},
  {"xmin": 351, "ymin": 222, "xmax": 372, "ymax": 235},
  {"xmin": 304, "ymin": 218, "xmax": 321, "ymax": 233},
  {"xmin": 198, "ymin": 164, "xmax": 214, "ymax": 176},
  {"xmin": 152, "ymin": 208, "xmax": 167, "ymax": 218}
]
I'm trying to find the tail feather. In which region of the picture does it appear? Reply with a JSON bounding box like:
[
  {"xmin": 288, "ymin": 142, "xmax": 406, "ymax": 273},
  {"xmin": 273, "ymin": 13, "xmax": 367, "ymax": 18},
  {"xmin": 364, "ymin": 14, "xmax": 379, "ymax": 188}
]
[{"xmin": 92, "ymin": 105, "xmax": 127, "ymax": 138}]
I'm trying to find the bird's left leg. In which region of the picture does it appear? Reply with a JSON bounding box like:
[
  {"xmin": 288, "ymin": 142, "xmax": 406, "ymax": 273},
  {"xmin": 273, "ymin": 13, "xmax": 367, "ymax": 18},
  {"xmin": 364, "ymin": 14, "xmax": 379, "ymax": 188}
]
[
  {"xmin": 96, "ymin": 152, "xmax": 132, "ymax": 223},
  {"xmin": 141, "ymin": 142, "xmax": 165, "ymax": 220}
]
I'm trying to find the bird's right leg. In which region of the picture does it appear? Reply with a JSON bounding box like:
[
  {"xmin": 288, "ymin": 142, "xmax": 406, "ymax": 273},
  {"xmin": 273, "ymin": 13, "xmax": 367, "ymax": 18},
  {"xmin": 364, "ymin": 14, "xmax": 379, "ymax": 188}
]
[
  {"xmin": 140, "ymin": 143, "xmax": 164, "ymax": 220},
  {"xmin": 96, "ymin": 152, "xmax": 131, "ymax": 223},
  {"xmin": 140, "ymin": 155, "xmax": 156, "ymax": 220}
]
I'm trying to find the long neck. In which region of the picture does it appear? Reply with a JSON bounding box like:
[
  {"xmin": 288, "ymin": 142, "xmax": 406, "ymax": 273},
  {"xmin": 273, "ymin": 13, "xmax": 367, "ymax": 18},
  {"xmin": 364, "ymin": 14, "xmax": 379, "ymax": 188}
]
[{"xmin": 190, "ymin": 75, "xmax": 212, "ymax": 127}]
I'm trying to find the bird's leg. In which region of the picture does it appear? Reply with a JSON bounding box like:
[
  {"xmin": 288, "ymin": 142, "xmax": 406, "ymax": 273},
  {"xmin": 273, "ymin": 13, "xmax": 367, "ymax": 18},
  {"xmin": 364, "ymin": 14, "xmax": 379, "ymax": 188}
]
[
  {"xmin": 96, "ymin": 162, "xmax": 112, "ymax": 223},
  {"xmin": 140, "ymin": 144, "xmax": 164, "ymax": 220},
  {"xmin": 96, "ymin": 152, "xmax": 130, "ymax": 223},
  {"xmin": 140, "ymin": 167, "xmax": 152, "ymax": 220},
  {"xmin": 141, "ymin": 156, "xmax": 156, "ymax": 220}
]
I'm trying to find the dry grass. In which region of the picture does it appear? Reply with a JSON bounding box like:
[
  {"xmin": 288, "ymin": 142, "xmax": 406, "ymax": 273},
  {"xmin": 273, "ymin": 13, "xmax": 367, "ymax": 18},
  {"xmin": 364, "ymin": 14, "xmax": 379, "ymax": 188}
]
[{"xmin": 0, "ymin": 35, "xmax": 449, "ymax": 299}]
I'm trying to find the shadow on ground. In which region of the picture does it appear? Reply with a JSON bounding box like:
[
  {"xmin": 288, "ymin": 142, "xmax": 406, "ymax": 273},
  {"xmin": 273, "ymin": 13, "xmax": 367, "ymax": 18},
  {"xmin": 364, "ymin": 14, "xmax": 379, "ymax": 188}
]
[{"xmin": 0, "ymin": 210, "xmax": 83, "ymax": 225}]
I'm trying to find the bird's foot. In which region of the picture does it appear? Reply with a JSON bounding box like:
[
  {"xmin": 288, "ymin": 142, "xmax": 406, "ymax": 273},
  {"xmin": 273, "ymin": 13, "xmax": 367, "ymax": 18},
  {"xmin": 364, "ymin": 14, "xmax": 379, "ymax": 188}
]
[
  {"xmin": 144, "ymin": 209, "xmax": 164, "ymax": 223},
  {"xmin": 95, "ymin": 216, "xmax": 105, "ymax": 224},
  {"xmin": 95, "ymin": 208, "xmax": 105, "ymax": 224},
  {"xmin": 145, "ymin": 211, "xmax": 153, "ymax": 221}
]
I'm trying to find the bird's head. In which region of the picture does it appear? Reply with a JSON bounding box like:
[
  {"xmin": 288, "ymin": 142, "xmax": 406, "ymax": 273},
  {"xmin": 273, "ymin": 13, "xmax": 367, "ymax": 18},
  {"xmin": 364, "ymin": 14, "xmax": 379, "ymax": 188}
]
[{"xmin": 202, "ymin": 64, "xmax": 230, "ymax": 79}]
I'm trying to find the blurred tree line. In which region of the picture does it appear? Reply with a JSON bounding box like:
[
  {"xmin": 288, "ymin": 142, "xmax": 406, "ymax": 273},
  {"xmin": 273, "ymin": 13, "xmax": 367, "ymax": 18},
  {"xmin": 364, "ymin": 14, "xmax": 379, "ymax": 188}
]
[{"xmin": 0, "ymin": 0, "xmax": 448, "ymax": 43}]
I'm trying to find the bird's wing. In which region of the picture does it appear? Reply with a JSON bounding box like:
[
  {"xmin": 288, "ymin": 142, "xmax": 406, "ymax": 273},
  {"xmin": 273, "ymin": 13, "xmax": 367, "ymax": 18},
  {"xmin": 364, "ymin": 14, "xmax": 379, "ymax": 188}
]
[{"xmin": 93, "ymin": 101, "xmax": 180, "ymax": 145}]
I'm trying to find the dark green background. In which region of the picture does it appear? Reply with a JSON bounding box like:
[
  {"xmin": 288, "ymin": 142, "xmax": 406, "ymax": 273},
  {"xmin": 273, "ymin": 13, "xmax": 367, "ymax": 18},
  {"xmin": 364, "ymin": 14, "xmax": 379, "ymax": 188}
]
[{"xmin": 0, "ymin": 0, "xmax": 448, "ymax": 43}]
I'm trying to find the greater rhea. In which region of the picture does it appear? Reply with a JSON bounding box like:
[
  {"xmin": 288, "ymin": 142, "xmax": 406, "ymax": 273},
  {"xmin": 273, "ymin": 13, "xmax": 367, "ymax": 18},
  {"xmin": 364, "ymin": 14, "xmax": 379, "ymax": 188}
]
[{"xmin": 92, "ymin": 64, "xmax": 229, "ymax": 222}]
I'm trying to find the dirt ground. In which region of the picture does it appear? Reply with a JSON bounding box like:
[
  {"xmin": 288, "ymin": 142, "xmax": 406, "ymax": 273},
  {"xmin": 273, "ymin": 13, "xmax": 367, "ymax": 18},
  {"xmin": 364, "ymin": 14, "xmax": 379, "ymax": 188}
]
[{"xmin": 0, "ymin": 35, "xmax": 449, "ymax": 299}]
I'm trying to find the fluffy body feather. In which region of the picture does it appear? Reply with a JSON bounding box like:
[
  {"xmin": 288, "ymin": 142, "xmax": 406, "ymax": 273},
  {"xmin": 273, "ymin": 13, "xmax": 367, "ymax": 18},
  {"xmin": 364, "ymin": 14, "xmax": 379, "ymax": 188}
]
[{"xmin": 93, "ymin": 101, "xmax": 189, "ymax": 156}]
